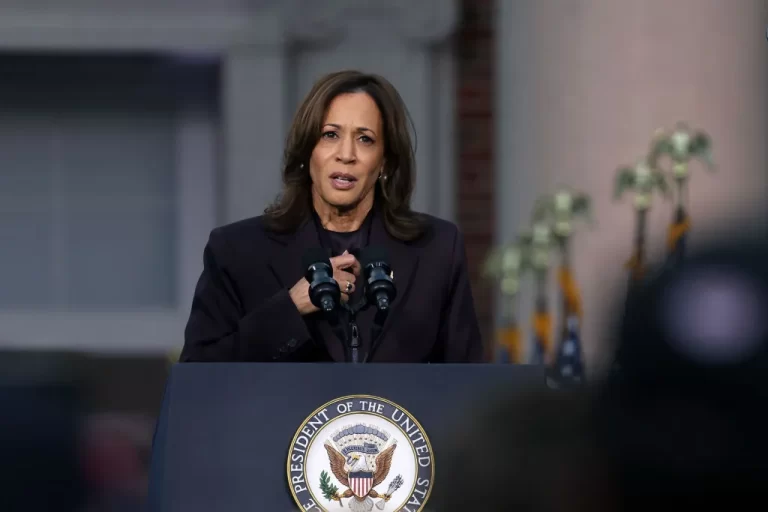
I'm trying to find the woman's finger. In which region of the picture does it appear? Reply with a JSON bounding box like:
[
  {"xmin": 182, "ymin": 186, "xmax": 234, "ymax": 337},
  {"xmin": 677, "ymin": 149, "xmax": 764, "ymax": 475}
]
[{"xmin": 335, "ymin": 270, "xmax": 356, "ymax": 294}]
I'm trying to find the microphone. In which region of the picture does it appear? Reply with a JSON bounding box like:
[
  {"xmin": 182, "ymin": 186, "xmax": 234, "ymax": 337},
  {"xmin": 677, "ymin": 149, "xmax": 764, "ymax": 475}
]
[
  {"xmin": 360, "ymin": 247, "xmax": 397, "ymax": 311},
  {"xmin": 302, "ymin": 248, "xmax": 340, "ymax": 313}
]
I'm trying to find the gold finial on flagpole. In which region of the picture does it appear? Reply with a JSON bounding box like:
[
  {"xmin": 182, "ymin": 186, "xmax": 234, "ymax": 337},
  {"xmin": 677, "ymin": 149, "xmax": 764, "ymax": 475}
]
[
  {"xmin": 484, "ymin": 241, "xmax": 527, "ymax": 363},
  {"xmin": 615, "ymin": 157, "xmax": 670, "ymax": 281},
  {"xmin": 648, "ymin": 122, "xmax": 715, "ymax": 259}
]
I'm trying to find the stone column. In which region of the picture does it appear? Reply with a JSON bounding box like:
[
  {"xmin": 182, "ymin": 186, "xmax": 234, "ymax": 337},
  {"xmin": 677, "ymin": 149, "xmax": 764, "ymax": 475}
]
[
  {"xmin": 495, "ymin": 0, "xmax": 768, "ymax": 369},
  {"xmin": 221, "ymin": 46, "xmax": 287, "ymax": 223}
]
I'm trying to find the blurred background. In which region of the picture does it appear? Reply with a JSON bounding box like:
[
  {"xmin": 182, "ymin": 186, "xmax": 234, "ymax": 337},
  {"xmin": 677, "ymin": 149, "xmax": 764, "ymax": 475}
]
[{"xmin": 0, "ymin": 0, "xmax": 766, "ymax": 509}]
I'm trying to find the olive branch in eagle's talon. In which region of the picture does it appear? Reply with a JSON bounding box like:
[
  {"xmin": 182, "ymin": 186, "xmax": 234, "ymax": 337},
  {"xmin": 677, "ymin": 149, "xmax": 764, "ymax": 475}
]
[{"xmin": 319, "ymin": 470, "xmax": 346, "ymax": 506}]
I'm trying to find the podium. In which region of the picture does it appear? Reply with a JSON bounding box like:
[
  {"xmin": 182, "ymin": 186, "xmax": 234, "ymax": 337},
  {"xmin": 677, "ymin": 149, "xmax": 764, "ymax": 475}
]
[{"xmin": 148, "ymin": 363, "xmax": 545, "ymax": 511}]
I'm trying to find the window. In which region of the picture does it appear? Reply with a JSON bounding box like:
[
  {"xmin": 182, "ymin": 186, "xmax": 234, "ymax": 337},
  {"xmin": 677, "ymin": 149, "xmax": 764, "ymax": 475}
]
[
  {"xmin": 0, "ymin": 103, "xmax": 177, "ymax": 308},
  {"xmin": 0, "ymin": 53, "xmax": 218, "ymax": 351}
]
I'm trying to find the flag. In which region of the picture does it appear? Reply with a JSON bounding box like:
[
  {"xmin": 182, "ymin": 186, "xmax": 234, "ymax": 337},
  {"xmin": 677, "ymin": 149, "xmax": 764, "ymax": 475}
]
[
  {"xmin": 530, "ymin": 297, "xmax": 552, "ymax": 365},
  {"xmin": 667, "ymin": 205, "xmax": 690, "ymax": 266},
  {"xmin": 551, "ymin": 266, "xmax": 585, "ymax": 386},
  {"xmin": 496, "ymin": 296, "xmax": 523, "ymax": 363},
  {"xmin": 552, "ymin": 314, "xmax": 585, "ymax": 387},
  {"xmin": 625, "ymin": 209, "xmax": 649, "ymax": 284},
  {"xmin": 496, "ymin": 324, "xmax": 523, "ymax": 363}
]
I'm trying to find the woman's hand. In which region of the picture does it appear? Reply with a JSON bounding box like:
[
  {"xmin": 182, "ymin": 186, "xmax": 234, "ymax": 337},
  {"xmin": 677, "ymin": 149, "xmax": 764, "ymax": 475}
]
[
  {"xmin": 289, "ymin": 251, "xmax": 361, "ymax": 315},
  {"xmin": 332, "ymin": 251, "xmax": 362, "ymax": 303}
]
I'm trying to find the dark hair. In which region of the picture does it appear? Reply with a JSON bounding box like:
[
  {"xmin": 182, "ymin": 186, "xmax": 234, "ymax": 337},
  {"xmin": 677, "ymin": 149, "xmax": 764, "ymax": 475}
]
[{"xmin": 263, "ymin": 70, "xmax": 426, "ymax": 241}]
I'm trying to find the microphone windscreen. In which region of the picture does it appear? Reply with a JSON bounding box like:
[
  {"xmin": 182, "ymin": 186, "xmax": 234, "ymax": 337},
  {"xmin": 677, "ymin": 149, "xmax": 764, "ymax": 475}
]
[
  {"xmin": 359, "ymin": 246, "xmax": 389, "ymax": 268},
  {"xmin": 302, "ymin": 248, "xmax": 332, "ymax": 270}
]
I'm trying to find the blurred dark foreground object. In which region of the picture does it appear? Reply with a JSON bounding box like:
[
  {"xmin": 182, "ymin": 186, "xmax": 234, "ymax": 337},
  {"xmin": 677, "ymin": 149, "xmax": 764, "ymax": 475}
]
[
  {"xmin": 612, "ymin": 234, "xmax": 768, "ymax": 382},
  {"xmin": 599, "ymin": 234, "xmax": 768, "ymax": 504},
  {"xmin": 431, "ymin": 236, "xmax": 768, "ymax": 510},
  {"xmin": 0, "ymin": 351, "xmax": 85, "ymax": 511},
  {"xmin": 428, "ymin": 388, "xmax": 614, "ymax": 512}
]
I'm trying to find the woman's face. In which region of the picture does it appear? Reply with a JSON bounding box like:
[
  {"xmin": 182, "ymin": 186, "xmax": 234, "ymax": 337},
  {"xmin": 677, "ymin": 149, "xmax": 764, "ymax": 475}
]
[{"xmin": 309, "ymin": 92, "xmax": 385, "ymax": 212}]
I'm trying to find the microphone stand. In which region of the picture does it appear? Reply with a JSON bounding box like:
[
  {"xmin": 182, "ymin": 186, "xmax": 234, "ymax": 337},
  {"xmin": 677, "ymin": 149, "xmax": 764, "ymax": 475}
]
[
  {"xmin": 325, "ymin": 310, "xmax": 351, "ymax": 362},
  {"xmin": 342, "ymin": 300, "xmax": 368, "ymax": 364},
  {"xmin": 338, "ymin": 290, "xmax": 392, "ymax": 363}
]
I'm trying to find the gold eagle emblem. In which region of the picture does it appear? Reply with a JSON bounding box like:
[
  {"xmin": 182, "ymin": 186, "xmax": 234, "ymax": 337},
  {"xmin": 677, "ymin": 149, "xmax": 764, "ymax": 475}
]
[{"xmin": 322, "ymin": 441, "xmax": 398, "ymax": 510}]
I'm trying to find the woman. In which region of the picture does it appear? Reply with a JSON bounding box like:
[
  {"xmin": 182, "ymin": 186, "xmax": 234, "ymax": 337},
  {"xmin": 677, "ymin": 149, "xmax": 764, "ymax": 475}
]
[{"xmin": 180, "ymin": 70, "xmax": 483, "ymax": 363}]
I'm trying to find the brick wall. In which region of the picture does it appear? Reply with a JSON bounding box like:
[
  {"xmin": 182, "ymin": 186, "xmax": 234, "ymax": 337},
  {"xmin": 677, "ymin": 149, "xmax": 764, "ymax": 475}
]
[{"xmin": 456, "ymin": 0, "xmax": 495, "ymax": 357}]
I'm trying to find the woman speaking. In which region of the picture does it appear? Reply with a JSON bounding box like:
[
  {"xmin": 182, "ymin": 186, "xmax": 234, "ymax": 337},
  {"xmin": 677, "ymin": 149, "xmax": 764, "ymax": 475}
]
[{"xmin": 180, "ymin": 70, "xmax": 483, "ymax": 363}]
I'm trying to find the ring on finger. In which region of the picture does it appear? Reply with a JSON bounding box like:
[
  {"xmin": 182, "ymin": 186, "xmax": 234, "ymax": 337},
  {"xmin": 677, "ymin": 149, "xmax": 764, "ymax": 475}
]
[{"xmin": 345, "ymin": 281, "xmax": 353, "ymax": 293}]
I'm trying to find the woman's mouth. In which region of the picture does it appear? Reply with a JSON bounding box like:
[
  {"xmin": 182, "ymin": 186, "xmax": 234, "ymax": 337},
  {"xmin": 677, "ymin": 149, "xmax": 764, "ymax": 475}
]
[{"xmin": 330, "ymin": 173, "xmax": 357, "ymax": 190}]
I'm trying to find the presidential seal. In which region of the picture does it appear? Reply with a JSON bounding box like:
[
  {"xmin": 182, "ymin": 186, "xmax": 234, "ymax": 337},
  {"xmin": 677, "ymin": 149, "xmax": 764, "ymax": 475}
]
[{"xmin": 287, "ymin": 395, "xmax": 434, "ymax": 512}]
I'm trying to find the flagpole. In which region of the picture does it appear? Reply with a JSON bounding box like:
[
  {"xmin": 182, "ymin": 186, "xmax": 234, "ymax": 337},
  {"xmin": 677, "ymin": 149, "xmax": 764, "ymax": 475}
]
[
  {"xmin": 552, "ymin": 205, "xmax": 588, "ymax": 387},
  {"xmin": 558, "ymin": 235, "xmax": 571, "ymax": 343},
  {"xmin": 667, "ymin": 201, "xmax": 688, "ymax": 264},
  {"xmin": 522, "ymin": 220, "xmax": 555, "ymax": 366},
  {"xmin": 498, "ymin": 294, "xmax": 522, "ymax": 363},
  {"xmin": 482, "ymin": 243, "xmax": 526, "ymax": 364},
  {"xmin": 532, "ymin": 269, "xmax": 551, "ymax": 365},
  {"xmin": 529, "ymin": 189, "xmax": 592, "ymax": 385},
  {"xmin": 615, "ymin": 157, "xmax": 669, "ymax": 287},
  {"xmin": 629, "ymin": 207, "xmax": 648, "ymax": 284},
  {"xmin": 650, "ymin": 122, "xmax": 715, "ymax": 267}
]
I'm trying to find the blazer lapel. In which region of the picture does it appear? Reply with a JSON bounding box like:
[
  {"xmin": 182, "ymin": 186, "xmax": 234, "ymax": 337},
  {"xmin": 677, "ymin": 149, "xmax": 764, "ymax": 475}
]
[
  {"xmin": 367, "ymin": 213, "xmax": 420, "ymax": 357},
  {"xmin": 265, "ymin": 217, "xmax": 321, "ymax": 289}
]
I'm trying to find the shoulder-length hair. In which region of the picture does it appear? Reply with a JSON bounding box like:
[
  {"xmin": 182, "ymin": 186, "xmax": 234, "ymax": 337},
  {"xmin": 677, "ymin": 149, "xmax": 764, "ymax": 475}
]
[{"xmin": 263, "ymin": 70, "xmax": 427, "ymax": 242}]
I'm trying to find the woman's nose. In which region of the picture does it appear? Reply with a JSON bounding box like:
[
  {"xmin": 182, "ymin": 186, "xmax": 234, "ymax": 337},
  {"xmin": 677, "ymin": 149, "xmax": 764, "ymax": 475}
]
[{"xmin": 336, "ymin": 135, "xmax": 356, "ymax": 163}]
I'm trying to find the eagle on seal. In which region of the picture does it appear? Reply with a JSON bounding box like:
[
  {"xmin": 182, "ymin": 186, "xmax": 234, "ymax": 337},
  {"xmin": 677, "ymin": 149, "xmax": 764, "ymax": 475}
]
[{"xmin": 323, "ymin": 441, "xmax": 397, "ymax": 511}]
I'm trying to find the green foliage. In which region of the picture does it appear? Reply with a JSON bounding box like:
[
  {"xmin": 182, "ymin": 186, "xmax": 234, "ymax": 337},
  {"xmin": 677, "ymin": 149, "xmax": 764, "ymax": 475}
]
[{"xmin": 319, "ymin": 471, "xmax": 340, "ymax": 502}]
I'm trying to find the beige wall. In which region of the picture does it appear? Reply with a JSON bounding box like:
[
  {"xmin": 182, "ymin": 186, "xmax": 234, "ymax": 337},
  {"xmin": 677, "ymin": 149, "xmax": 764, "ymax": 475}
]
[{"xmin": 496, "ymin": 0, "xmax": 768, "ymax": 371}]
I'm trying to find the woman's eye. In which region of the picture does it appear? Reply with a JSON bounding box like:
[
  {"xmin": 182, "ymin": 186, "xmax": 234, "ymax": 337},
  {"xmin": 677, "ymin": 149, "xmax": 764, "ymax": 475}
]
[
  {"xmin": 322, "ymin": 131, "xmax": 338, "ymax": 139},
  {"xmin": 359, "ymin": 135, "xmax": 374, "ymax": 144}
]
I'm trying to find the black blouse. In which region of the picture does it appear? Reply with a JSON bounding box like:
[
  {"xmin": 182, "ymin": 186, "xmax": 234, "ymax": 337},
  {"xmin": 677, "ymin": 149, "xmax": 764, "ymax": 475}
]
[{"xmin": 311, "ymin": 209, "xmax": 378, "ymax": 361}]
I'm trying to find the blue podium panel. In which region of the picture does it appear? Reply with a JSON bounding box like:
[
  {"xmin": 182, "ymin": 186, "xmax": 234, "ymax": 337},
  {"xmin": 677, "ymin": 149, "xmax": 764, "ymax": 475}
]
[{"xmin": 149, "ymin": 363, "xmax": 544, "ymax": 512}]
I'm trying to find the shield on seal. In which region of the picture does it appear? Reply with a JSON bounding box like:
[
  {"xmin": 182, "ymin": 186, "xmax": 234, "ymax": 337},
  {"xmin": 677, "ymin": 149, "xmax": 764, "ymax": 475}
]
[{"xmin": 348, "ymin": 471, "xmax": 374, "ymax": 497}]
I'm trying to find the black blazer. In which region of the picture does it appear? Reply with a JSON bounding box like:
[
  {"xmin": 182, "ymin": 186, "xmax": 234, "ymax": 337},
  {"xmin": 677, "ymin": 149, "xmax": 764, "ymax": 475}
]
[{"xmin": 180, "ymin": 211, "xmax": 484, "ymax": 363}]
